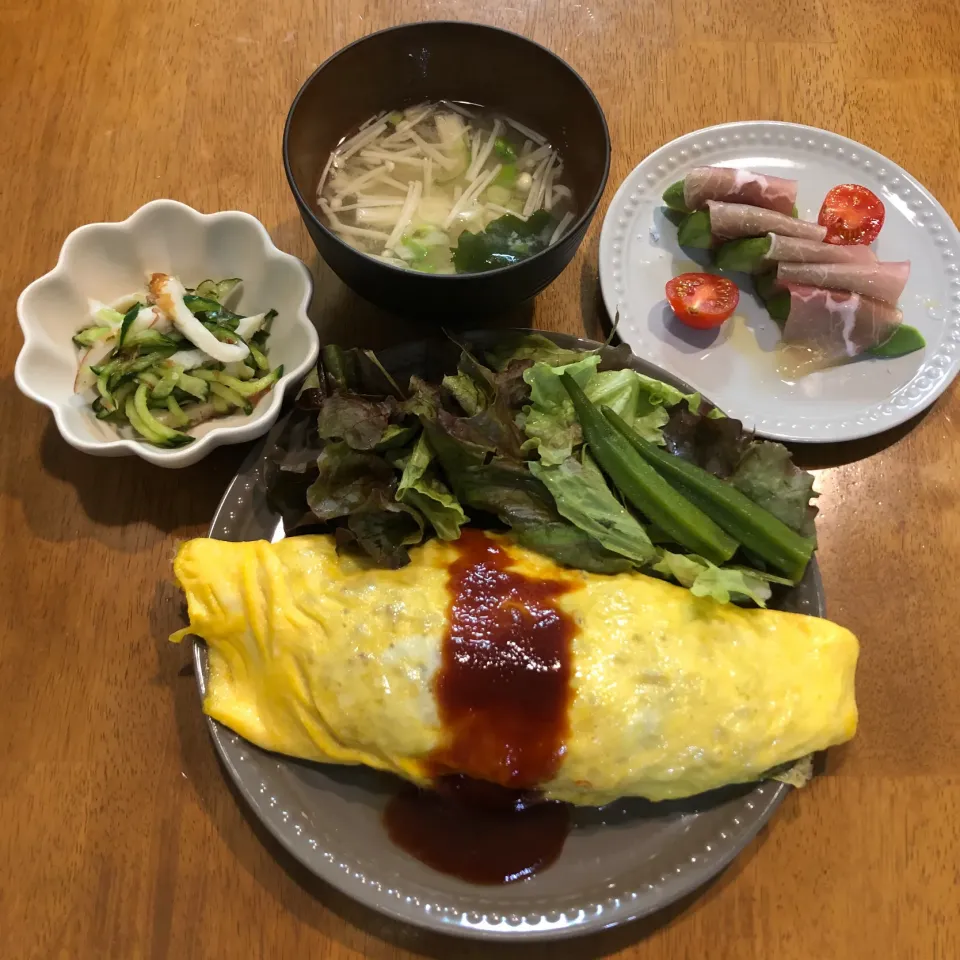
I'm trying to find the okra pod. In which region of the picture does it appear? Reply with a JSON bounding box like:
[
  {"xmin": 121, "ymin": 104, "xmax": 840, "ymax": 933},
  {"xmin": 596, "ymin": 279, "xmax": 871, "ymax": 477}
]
[
  {"xmin": 561, "ymin": 374, "xmax": 739, "ymax": 565},
  {"xmin": 603, "ymin": 407, "xmax": 814, "ymax": 580}
]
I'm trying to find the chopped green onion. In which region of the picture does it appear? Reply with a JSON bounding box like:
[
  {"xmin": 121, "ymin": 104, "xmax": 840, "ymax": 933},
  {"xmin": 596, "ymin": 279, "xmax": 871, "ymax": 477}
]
[{"xmin": 494, "ymin": 136, "xmax": 517, "ymax": 162}]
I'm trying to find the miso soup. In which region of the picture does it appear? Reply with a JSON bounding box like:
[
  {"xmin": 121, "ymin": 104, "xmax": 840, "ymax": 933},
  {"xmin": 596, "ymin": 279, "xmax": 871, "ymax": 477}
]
[{"xmin": 317, "ymin": 102, "xmax": 577, "ymax": 274}]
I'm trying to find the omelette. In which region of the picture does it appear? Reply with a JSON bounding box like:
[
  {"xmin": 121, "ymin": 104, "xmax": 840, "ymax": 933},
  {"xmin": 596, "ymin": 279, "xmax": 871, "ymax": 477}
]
[{"xmin": 171, "ymin": 530, "xmax": 858, "ymax": 806}]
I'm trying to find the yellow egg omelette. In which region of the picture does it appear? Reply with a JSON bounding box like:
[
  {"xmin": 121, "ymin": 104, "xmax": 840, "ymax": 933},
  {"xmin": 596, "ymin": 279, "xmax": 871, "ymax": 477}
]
[{"xmin": 171, "ymin": 532, "xmax": 858, "ymax": 806}]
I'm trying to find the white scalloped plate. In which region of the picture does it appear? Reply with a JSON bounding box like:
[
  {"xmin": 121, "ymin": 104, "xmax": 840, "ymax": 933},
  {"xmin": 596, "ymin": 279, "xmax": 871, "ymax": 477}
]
[
  {"xmin": 15, "ymin": 199, "xmax": 319, "ymax": 468},
  {"xmin": 599, "ymin": 121, "xmax": 960, "ymax": 442},
  {"xmin": 187, "ymin": 332, "xmax": 830, "ymax": 942}
]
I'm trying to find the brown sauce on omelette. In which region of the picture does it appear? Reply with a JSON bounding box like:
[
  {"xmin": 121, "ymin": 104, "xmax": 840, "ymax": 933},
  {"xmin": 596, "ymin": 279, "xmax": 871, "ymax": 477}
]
[{"xmin": 384, "ymin": 530, "xmax": 576, "ymax": 884}]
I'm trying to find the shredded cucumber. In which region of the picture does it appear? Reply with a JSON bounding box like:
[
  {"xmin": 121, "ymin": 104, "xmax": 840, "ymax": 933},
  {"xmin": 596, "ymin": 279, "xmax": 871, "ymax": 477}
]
[
  {"xmin": 176, "ymin": 372, "xmax": 209, "ymax": 400},
  {"xmin": 73, "ymin": 325, "xmax": 114, "ymax": 348},
  {"xmin": 151, "ymin": 366, "xmax": 181, "ymax": 399},
  {"xmin": 132, "ymin": 383, "xmax": 194, "ymax": 446},
  {"xmin": 195, "ymin": 278, "xmax": 241, "ymax": 302},
  {"xmin": 209, "ymin": 381, "xmax": 252, "ymax": 414},
  {"xmin": 72, "ymin": 274, "xmax": 280, "ymax": 448},
  {"xmin": 248, "ymin": 342, "xmax": 270, "ymax": 372},
  {"xmin": 211, "ymin": 394, "xmax": 230, "ymax": 414},
  {"xmin": 165, "ymin": 395, "xmax": 191, "ymax": 428}
]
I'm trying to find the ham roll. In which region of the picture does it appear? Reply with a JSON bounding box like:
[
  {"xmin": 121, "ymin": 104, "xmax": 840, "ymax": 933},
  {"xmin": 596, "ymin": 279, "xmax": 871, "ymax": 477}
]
[
  {"xmin": 765, "ymin": 234, "xmax": 877, "ymax": 265},
  {"xmin": 776, "ymin": 261, "xmax": 910, "ymax": 305},
  {"xmin": 782, "ymin": 284, "xmax": 902, "ymax": 361},
  {"xmin": 707, "ymin": 201, "xmax": 827, "ymax": 242},
  {"xmin": 684, "ymin": 166, "xmax": 798, "ymax": 216}
]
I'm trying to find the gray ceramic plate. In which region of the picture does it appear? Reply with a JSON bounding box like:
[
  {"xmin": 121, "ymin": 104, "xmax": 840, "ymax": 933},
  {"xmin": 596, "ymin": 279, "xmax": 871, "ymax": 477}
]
[{"xmin": 193, "ymin": 331, "xmax": 824, "ymax": 941}]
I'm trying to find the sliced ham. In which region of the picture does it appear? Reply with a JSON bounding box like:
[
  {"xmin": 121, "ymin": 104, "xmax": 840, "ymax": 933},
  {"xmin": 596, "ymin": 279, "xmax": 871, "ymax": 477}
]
[
  {"xmin": 684, "ymin": 166, "xmax": 798, "ymax": 215},
  {"xmin": 776, "ymin": 260, "xmax": 910, "ymax": 305},
  {"xmin": 765, "ymin": 234, "xmax": 877, "ymax": 265},
  {"xmin": 782, "ymin": 283, "xmax": 902, "ymax": 361},
  {"xmin": 707, "ymin": 201, "xmax": 827, "ymax": 242}
]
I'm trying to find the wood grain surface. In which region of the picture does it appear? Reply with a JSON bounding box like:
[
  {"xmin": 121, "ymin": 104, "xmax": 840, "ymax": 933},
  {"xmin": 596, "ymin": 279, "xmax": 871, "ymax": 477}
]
[{"xmin": 2, "ymin": 1, "xmax": 959, "ymax": 957}]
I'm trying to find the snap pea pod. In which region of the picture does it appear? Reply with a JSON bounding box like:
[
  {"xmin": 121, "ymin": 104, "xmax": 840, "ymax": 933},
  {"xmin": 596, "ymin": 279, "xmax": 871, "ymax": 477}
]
[
  {"xmin": 664, "ymin": 182, "xmax": 798, "ymax": 219},
  {"xmin": 677, "ymin": 210, "xmax": 712, "ymax": 249},
  {"xmin": 560, "ymin": 374, "xmax": 739, "ymax": 565},
  {"xmin": 602, "ymin": 407, "xmax": 814, "ymax": 581},
  {"xmin": 662, "ymin": 179, "xmax": 689, "ymax": 213},
  {"xmin": 715, "ymin": 237, "xmax": 772, "ymax": 274},
  {"xmin": 766, "ymin": 291, "xmax": 792, "ymax": 323},
  {"xmin": 754, "ymin": 272, "xmax": 779, "ymax": 301},
  {"xmin": 869, "ymin": 324, "xmax": 926, "ymax": 358},
  {"xmin": 756, "ymin": 277, "xmax": 925, "ymax": 353},
  {"xmin": 752, "ymin": 272, "xmax": 792, "ymax": 323}
]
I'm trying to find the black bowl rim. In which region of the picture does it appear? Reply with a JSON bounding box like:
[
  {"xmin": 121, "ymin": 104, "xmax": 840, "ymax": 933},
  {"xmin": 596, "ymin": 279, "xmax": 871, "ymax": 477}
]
[{"xmin": 282, "ymin": 20, "xmax": 611, "ymax": 282}]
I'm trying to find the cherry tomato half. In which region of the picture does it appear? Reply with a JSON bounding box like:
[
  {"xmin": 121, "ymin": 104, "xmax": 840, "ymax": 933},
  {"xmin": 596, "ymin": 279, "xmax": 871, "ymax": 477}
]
[
  {"xmin": 665, "ymin": 273, "xmax": 740, "ymax": 329},
  {"xmin": 818, "ymin": 183, "xmax": 885, "ymax": 245}
]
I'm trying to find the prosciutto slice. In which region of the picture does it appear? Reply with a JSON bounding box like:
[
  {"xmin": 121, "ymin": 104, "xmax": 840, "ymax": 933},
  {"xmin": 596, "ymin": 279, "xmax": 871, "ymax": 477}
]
[
  {"xmin": 765, "ymin": 234, "xmax": 877, "ymax": 265},
  {"xmin": 782, "ymin": 284, "xmax": 902, "ymax": 360},
  {"xmin": 776, "ymin": 260, "xmax": 910, "ymax": 305},
  {"xmin": 684, "ymin": 166, "xmax": 798, "ymax": 215},
  {"xmin": 707, "ymin": 201, "xmax": 827, "ymax": 242}
]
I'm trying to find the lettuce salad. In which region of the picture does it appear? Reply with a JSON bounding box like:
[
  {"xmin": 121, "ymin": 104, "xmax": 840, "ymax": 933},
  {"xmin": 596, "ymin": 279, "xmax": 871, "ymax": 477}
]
[{"xmin": 266, "ymin": 335, "xmax": 818, "ymax": 606}]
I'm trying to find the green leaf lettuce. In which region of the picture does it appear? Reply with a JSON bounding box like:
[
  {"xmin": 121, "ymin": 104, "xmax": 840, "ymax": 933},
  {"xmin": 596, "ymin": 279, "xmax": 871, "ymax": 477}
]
[
  {"xmin": 529, "ymin": 453, "xmax": 657, "ymax": 565},
  {"xmin": 520, "ymin": 358, "xmax": 700, "ymax": 464},
  {"xmin": 650, "ymin": 551, "xmax": 791, "ymax": 607},
  {"xmin": 396, "ymin": 433, "xmax": 467, "ymax": 541}
]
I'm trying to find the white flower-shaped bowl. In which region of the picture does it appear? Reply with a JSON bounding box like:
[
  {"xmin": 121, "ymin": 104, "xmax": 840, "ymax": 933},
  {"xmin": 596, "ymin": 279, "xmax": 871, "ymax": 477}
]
[{"xmin": 15, "ymin": 199, "xmax": 319, "ymax": 468}]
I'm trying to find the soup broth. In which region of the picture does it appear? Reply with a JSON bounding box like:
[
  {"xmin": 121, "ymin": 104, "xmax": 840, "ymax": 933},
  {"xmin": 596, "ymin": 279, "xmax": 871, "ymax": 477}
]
[{"xmin": 317, "ymin": 102, "xmax": 577, "ymax": 274}]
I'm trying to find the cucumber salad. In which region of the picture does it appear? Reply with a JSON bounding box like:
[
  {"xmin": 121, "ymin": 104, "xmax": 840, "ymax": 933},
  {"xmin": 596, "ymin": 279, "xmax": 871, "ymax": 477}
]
[{"xmin": 72, "ymin": 274, "xmax": 282, "ymax": 447}]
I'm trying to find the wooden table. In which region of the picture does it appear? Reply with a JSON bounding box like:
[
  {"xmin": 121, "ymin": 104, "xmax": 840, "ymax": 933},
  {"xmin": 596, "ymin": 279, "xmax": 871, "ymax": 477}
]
[{"xmin": 3, "ymin": 0, "xmax": 959, "ymax": 957}]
